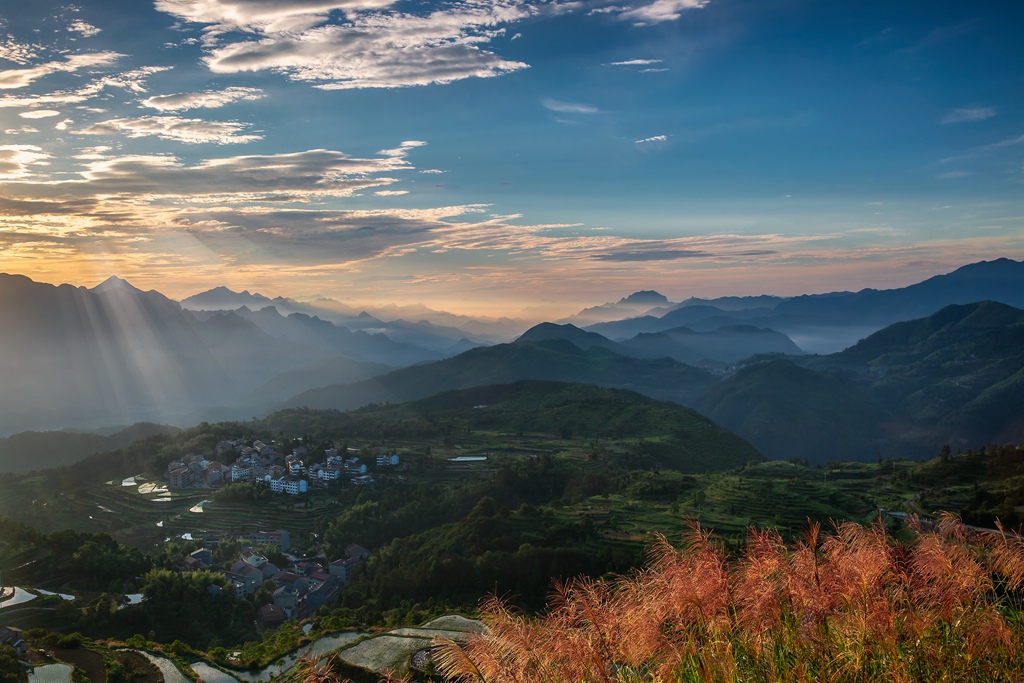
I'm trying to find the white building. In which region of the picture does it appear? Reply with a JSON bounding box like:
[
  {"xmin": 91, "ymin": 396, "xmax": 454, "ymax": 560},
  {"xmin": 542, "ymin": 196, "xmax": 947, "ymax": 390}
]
[{"xmin": 231, "ymin": 463, "xmax": 253, "ymax": 482}]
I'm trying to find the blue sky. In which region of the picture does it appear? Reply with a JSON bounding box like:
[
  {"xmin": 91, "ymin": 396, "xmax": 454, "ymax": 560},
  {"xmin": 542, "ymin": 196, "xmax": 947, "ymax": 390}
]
[{"xmin": 0, "ymin": 0, "xmax": 1021, "ymax": 317}]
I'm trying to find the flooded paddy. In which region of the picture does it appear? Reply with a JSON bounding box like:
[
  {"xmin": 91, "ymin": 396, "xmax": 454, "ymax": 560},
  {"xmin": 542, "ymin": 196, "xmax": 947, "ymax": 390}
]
[{"xmin": 28, "ymin": 664, "xmax": 73, "ymax": 683}]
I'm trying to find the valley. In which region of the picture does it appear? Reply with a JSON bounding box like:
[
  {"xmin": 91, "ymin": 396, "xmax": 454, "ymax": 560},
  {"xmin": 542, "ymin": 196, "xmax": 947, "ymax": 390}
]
[{"xmin": 1, "ymin": 259, "xmax": 1023, "ymax": 683}]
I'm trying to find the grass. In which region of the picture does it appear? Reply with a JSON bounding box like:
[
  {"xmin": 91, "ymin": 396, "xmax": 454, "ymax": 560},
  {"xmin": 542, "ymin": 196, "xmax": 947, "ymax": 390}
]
[{"xmin": 433, "ymin": 514, "xmax": 1024, "ymax": 683}]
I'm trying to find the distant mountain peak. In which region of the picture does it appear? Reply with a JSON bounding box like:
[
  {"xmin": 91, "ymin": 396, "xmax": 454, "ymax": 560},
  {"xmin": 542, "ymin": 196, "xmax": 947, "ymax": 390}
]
[
  {"xmin": 180, "ymin": 286, "xmax": 278, "ymax": 311},
  {"xmin": 618, "ymin": 290, "xmax": 669, "ymax": 305},
  {"xmin": 91, "ymin": 275, "xmax": 142, "ymax": 294}
]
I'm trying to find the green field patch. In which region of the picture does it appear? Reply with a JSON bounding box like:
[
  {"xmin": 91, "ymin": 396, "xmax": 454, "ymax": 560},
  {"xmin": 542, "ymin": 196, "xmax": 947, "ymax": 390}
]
[{"xmin": 51, "ymin": 648, "xmax": 106, "ymax": 683}]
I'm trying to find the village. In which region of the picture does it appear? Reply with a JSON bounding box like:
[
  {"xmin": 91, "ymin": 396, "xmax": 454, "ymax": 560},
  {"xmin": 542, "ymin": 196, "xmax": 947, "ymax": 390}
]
[
  {"xmin": 165, "ymin": 439, "xmax": 404, "ymax": 493},
  {"xmin": 184, "ymin": 532, "xmax": 370, "ymax": 628},
  {"xmin": 163, "ymin": 439, "xmax": 397, "ymax": 627}
]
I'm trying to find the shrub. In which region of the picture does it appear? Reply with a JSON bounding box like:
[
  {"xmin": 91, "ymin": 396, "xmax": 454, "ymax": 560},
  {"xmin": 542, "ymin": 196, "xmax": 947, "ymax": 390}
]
[{"xmin": 57, "ymin": 633, "xmax": 83, "ymax": 649}]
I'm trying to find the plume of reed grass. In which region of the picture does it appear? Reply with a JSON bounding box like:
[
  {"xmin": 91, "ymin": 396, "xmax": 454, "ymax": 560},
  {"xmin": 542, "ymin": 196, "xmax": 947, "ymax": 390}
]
[{"xmin": 433, "ymin": 516, "xmax": 1024, "ymax": 683}]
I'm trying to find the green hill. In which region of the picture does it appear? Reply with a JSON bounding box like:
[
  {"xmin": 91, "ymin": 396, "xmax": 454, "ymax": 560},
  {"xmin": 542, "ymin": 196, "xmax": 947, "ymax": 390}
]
[
  {"xmin": 695, "ymin": 360, "xmax": 890, "ymax": 463},
  {"xmin": 285, "ymin": 339, "xmax": 715, "ymax": 410},
  {"xmin": 833, "ymin": 301, "xmax": 1024, "ymax": 450},
  {"xmin": 408, "ymin": 381, "xmax": 762, "ymax": 472},
  {"xmin": 270, "ymin": 381, "xmax": 761, "ymax": 473},
  {"xmin": 832, "ymin": 300, "xmax": 1024, "ymax": 366},
  {"xmin": 0, "ymin": 422, "xmax": 180, "ymax": 474},
  {"xmin": 696, "ymin": 302, "xmax": 1024, "ymax": 462}
]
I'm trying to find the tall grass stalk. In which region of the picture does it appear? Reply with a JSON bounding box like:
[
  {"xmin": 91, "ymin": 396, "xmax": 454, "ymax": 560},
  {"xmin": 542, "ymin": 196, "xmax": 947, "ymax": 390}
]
[{"xmin": 435, "ymin": 515, "xmax": 1024, "ymax": 683}]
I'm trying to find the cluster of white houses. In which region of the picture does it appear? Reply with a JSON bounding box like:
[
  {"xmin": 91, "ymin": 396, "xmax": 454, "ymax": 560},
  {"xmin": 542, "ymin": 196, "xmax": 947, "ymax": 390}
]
[
  {"xmin": 185, "ymin": 532, "xmax": 370, "ymax": 626},
  {"xmin": 167, "ymin": 440, "xmax": 402, "ymax": 494}
]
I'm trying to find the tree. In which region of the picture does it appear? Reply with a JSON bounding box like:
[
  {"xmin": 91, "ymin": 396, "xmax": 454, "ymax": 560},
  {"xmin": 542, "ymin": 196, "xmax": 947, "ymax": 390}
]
[{"xmin": 0, "ymin": 646, "xmax": 23, "ymax": 683}]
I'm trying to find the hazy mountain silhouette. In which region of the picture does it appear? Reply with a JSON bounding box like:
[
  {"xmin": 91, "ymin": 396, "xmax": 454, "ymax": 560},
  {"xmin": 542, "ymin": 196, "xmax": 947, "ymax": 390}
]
[
  {"xmin": 519, "ymin": 321, "xmax": 804, "ymax": 365},
  {"xmin": 0, "ymin": 274, "xmax": 445, "ymax": 434},
  {"xmin": 621, "ymin": 325, "xmax": 804, "ymax": 364},
  {"xmin": 774, "ymin": 258, "xmax": 1024, "ymax": 323},
  {"xmin": 586, "ymin": 305, "xmax": 779, "ymax": 340},
  {"xmin": 558, "ymin": 290, "xmax": 677, "ymax": 325},
  {"xmin": 580, "ymin": 259, "xmax": 1024, "ymax": 354},
  {"xmin": 182, "ymin": 286, "xmax": 520, "ymax": 344},
  {"xmin": 0, "ymin": 422, "xmax": 180, "ymax": 474},
  {"xmin": 695, "ymin": 301, "xmax": 1024, "ymax": 462},
  {"xmin": 517, "ymin": 322, "xmax": 624, "ymax": 351},
  {"xmin": 285, "ymin": 339, "xmax": 716, "ymax": 411}
]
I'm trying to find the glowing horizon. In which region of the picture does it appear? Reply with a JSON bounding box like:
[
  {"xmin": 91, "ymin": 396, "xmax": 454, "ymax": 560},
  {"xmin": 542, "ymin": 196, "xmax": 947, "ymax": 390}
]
[{"xmin": 3, "ymin": 254, "xmax": 1015, "ymax": 323}]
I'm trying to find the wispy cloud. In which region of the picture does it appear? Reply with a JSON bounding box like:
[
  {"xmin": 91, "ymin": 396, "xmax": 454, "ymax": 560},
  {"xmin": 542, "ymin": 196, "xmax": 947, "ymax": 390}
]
[
  {"xmin": 77, "ymin": 116, "xmax": 263, "ymax": 144},
  {"xmin": 0, "ymin": 38, "xmax": 41, "ymax": 65},
  {"xmin": 0, "ymin": 52, "xmax": 123, "ymax": 90},
  {"xmin": 979, "ymin": 133, "xmax": 1024, "ymax": 152},
  {"xmin": 542, "ymin": 98, "xmax": 599, "ymax": 114},
  {"xmin": 605, "ymin": 58, "xmax": 662, "ymax": 66},
  {"xmin": 26, "ymin": 147, "xmax": 416, "ymax": 201},
  {"xmin": 942, "ymin": 107, "xmax": 995, "ymax": 124},
  {"xmin": 618, "ymin": 0, "xmax": 710, "ymax": 26},
  {"xmin": 140, "ymin": 86, "xmax": 265, "ymax": 111},
  {"xmin": 378, "ymin": 140, "xmax": 428, "ymax": 157},
  {"xmin": 635, "ymin": 134, "xmax": 667, "ymax": 143},
  {"xmin": 0, "ymin": 65, "xmax": 171, "ymax": 109},
  {"xmin": 19, "ymin": 109, "xmax": 62, "ymax": 119},
  {"xmin": 154, "ymin": 0, "xmax": 399, "ymax": 36},
  {"xmin": 68, "ymin": 19, "xmax": 102, "ymax": 38},
  {"xmin": 591, "ymin": 249, "xmax": 708, "ymax": 261},
  {"xmin": 941, "ymin": 132, "xmax": 1024, "ymax": 164},
  {"xmin": 587, "ymin": 5, "xmax": 627, "ymax": 15}
]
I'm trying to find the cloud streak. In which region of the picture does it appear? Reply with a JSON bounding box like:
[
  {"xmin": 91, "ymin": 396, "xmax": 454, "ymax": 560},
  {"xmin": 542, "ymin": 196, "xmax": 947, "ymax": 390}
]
[
  {"xmin": 77, "ymin": 116, "xmax": 263, "ymax": 144},
  {"xmin": 618, "ymin": 0, "xmax": 710, "ymax": 26},
  {"xmin": 542, "ymin": 98, "xmax": 599, "ymax": 114},
  {"xmin": 0, "ymin": 65, "xmax": 172, "ymax": 109},
  {"xmin": 140, "ymin": 86, "xmax": 266, "ymax": 111},
  {"xmin": 942, "ymin": 107, "xmax": 995, "ymax": 124},
  {"xmin": 19, "ymin": 109, "xmax": 62, "ymax": 119},
  {"xmin": 590, "ymin": 249, "xmax": 708, "ymax": 261},
  {"xmin": 0, "ymin": 52, "xmax": 123, "ymax": 90},
  {"xmin": 605, "ymin": 58, "xmax": 662, "ymax": 66}
]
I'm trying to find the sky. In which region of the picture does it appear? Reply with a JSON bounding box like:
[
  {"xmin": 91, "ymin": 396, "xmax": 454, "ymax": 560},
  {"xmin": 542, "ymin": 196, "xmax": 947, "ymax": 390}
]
[{"xmin": 0, "ymin": 0, "xmax": 1021, "ymax": 318}]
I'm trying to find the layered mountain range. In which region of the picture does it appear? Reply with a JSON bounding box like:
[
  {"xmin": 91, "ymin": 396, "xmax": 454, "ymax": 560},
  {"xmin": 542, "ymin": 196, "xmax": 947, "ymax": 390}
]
[{"xmin": 0, "ymin": 259, "xmax": 1021, "ymax": 464}]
